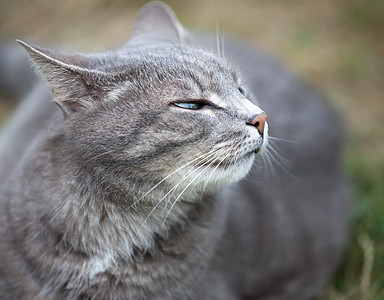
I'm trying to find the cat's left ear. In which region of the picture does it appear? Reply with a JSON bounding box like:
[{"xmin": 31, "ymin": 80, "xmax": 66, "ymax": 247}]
[
  {"xmin": 128, "ymin": 1, "xmax": 187, "ymax": 45},
  {"xmin": 17, "ymin": 40, "xmax": 107, "ymax": 115}
]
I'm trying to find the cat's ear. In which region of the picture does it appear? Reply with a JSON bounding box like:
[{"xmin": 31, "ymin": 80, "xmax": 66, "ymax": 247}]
[
  {"xmin": 17, "ymin": 40, "xmax": 106, "ymax": 114},
  {"xmin": 129, "ymin": 1, "xmax": 187, "ymax": 45}
]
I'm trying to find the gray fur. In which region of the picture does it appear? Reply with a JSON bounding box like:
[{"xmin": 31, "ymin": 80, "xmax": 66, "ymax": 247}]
[
  {"xmin": 0, "ymin": 42, "xmax": 38, "ymax": 99},
  {"xmin": 0, "ymin": 2, "xmax": 351, "ymax": 299}
]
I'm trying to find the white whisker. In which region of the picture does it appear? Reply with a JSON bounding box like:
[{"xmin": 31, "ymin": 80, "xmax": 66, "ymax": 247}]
[
  {"xmin": 129, "ymin": 148, "xmax": 220, "ymax": 209},
  {"xmin": 260, "ymin": 147, "xmax": 276, "ymax": 178},
  {"xmin": 266, "ymin": 143, "xmax": 289, "ymax": 164},
  {"xmin": 162, "ymin": 150, "xmax": 231, "ymax": 225},
  {"xmin": 198, "ymin": 148, "xmax": 233, "ymax": 202},
  {"xmin": 135, "ymin": 146, "xmax": 230, "ymax": 233},
  {"xmin": 268, "ymin": 136, "xmax": 297, "ymax": 144},
  {"xmin": 263, "ymin": 144, "xmax": 297, "ymax": 179},
  {"xmin": 216, "ymin": 25, "xmax": 221, "ymax": 58},
  {"xmin": 140, "ymin": 152, "xmax": 216, "ymax": 225}
]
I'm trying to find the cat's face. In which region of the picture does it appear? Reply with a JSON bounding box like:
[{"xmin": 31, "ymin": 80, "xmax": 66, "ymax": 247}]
[
  {"xmin": 63, "ymin": 44, "xmax": 268, "ymax": 195},
  {"xmin": 19, "ymin": 3, "xmax": 268, "ymax": 202}
]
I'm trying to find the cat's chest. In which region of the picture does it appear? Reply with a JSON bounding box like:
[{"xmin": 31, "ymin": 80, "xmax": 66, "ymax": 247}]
[{"xmin": 74, "ymin": 249, "xmax": 205, "ymax": 299}]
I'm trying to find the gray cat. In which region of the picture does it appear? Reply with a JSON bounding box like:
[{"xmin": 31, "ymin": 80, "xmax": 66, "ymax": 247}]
[{"xmin": 0, "ymin": 2, "xmax": 351, "ymax": 299}]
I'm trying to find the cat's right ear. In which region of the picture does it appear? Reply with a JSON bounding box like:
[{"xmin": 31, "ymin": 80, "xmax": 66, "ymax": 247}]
[
  {"xmin": 128, "ymin": 1, "xmax": 187, "ymax": 45},
  {"xmin": 17, "ymin": 40, "xmax": 106, "ymax": 115}
]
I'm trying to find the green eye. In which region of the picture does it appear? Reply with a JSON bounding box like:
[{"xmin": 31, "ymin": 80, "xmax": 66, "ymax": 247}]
[{"xmin": 173, "ymin": 102, "xmax": 204, "ymax": 110}]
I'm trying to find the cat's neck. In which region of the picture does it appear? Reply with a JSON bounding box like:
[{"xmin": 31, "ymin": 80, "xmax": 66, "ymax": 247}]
[{"xmin": 47, "ymin": 181, "xmax": 202, "ymax": 258}]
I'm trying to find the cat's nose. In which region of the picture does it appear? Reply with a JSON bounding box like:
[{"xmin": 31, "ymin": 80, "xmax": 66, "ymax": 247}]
[{"xmin": 246, "ymin": 113, "xmax": 267, "ymax": 135}]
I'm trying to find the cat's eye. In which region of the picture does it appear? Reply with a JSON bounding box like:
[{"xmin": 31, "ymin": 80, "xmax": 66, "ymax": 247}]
[
  {"xmin": 173, "ymin": 102, "xmax": 205, "ymax": 110},
  {"xmin": 238, "ymin": 87, "xmax": 246, "ymax": 96}
]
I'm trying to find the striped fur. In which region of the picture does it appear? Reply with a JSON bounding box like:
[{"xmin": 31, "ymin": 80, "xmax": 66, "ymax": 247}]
[{"xmin": 0, "ymin": 2, "xmax": 350, "ymax": 299}]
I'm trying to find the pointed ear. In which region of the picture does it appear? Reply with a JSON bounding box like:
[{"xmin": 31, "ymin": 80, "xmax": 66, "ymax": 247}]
[
  {"xmin": 129, "ymin": 1, "xmax": 187, "ymax": 45},
  {"xmin": 17, "ymin": 40, "xmax": 107, "ymax": 114}
]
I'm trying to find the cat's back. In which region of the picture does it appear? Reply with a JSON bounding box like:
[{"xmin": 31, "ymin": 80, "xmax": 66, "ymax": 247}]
[{"xmin": 0, "ymin": 81, "xmax": 56, "ymax": 187}]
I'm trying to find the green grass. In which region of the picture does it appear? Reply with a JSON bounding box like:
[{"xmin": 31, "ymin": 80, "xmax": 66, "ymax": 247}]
[{"xmin": 324, "ymin": 154, "xmax": 384, "ymax": 300}]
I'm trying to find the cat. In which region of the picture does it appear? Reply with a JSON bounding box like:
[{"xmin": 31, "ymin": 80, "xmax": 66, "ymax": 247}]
[{"xmin": 0, "ymin": 2, "xmax": 351, "ymax": 299}]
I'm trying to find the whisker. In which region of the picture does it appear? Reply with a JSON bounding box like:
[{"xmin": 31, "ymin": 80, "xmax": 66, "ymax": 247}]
[
  {"xmin": 266, "ymin": 142, "xmax": 289, "ymax": 164},
  {"xmin": 160, "ymin": 146, "xmax": 231, "ymax": 211},
  {"xmin": 198, "ymin": 148, "xmax": 233, "ymax": 201},
  {"xmin": 142, "ymin": 151, "xmax": 218, "ymax": 222},
  {"xmin": 221, "ymin": 27, "xmax": 225, "ymax": 58},
  {"xmin": 216, "ymin": 25, "xmax": 221, "ymax": 58},
  {"xmin": 162, "ymin": 150, "xmax": 231, "ymax": 225},
  {"xmin": 263, "ymin": 144, "xmax": 297, "ymax": 179},
  {"xmin": 161, "ymin": 147, "xmax": 229, "ymax": 209},
  {"xmin": 268, "ymin": 136, "xmax": 297, "ymax": 144},
  {"xmin": 135, "ymin": 147, "xmax": 229, "ymax": 233},
  {"xmin": 260, "ymin": 147, "xmax": 276, "ymax": 178},
  {"xmin": 128, "ymin": 148, "xmax": 220, "ymax": 209}
]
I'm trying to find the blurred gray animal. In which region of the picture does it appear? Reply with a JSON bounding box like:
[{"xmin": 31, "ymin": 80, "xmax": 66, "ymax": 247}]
[
  {"xmin": 0, "ymin": 42, "xmax": 37, "ymax": 99},
  {"xmin": 0, "ymin": 2, "xmax": 350, "ymax": 299}
]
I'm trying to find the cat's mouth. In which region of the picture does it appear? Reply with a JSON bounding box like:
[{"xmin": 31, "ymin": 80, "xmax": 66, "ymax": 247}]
[
  {"xmin": 249, "ymin": 138, "xmax": 265, "ymax": 155},
  {"xmin": 243, "ymin": 147, "xmax": 262, "ymax": 159},
  {"xmin": 206, "ymin": 145, "xmax": 263, "ymax": 169}
]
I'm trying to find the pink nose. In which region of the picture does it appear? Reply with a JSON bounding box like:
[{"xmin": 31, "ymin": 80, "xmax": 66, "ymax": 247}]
[{"xmin": 247, "ymin": 113, "xmax": 267, "ymax": 135}]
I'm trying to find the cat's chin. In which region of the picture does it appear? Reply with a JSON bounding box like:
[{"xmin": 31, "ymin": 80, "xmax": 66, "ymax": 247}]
[
  {"xmin": 182, "ymin": 154, "xmax": 256, "ymax": 192},
  {"xmin": 218, "ymin": 153, "xmax": 256, "ymax": 183}
]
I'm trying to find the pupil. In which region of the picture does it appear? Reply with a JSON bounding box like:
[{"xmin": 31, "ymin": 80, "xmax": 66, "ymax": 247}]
[{"xmin": 238, "ymin": 87, "xmax": 246, "ymax": 96}]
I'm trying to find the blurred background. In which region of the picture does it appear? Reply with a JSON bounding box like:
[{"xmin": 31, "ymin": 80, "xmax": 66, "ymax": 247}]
[{"xmin": 0, "ymin": 0, "xmax": 383, "ymax": 298}]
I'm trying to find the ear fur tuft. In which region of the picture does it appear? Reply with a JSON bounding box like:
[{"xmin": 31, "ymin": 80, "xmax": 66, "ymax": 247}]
[{"xmin": 17, "ymin": 40, "xmax": 106, "ymax": 114}]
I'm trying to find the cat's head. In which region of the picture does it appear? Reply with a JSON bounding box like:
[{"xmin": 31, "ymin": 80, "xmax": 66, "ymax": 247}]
[{"xmin": 19, "ymin": 2, "xmax": 268, "ymax": 200}]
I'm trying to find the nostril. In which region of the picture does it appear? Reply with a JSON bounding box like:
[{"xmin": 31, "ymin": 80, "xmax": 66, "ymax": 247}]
[{"xmin": 246, "ymin": 113, "xmax": 267, "ymax": 135}]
